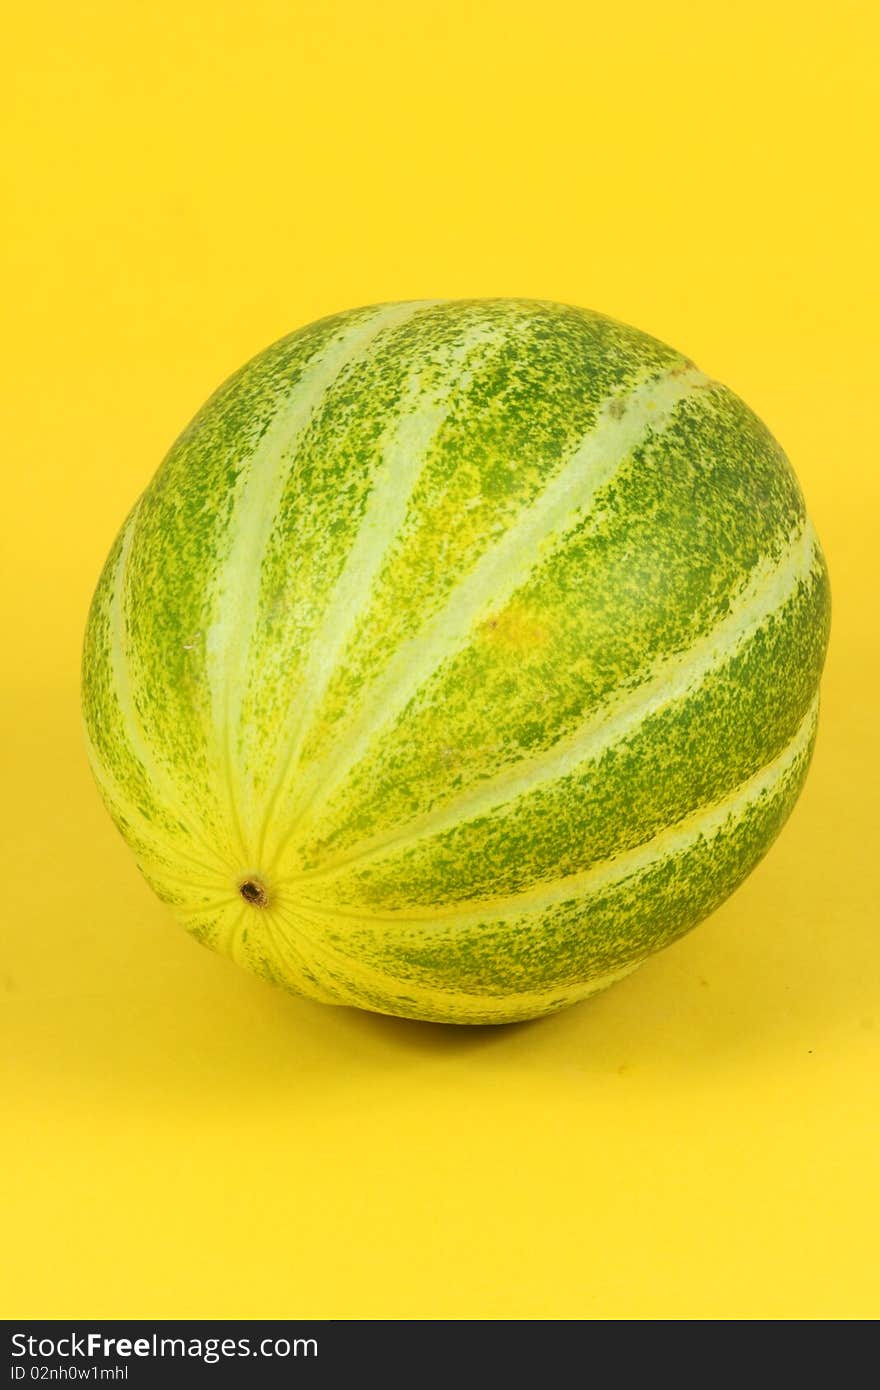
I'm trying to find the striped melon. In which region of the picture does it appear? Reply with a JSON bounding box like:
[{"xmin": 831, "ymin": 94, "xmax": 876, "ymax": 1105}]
[{"xmin": 81, "ymin": 300, "xmax": 830, "ymax": 1025}]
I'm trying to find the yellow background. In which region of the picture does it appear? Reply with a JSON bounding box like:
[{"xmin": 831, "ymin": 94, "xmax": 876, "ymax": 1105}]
[{"xmin": 2, "ymin": 0, "xmax": 878, "ymax": 1320}]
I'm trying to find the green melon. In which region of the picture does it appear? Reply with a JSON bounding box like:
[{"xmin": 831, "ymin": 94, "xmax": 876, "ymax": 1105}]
[{"xmin": 81, "ymin": 299, "xmax": 830, "ymax": 1024}]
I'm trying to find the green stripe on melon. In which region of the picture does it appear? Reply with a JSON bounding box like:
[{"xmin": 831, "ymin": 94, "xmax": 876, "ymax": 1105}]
[{"xmin": 81, "ymin": 299, "xmax": 830, "ymax": 1024}]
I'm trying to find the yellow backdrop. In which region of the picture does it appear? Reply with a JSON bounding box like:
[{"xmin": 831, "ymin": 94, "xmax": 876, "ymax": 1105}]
[{"xmin": 2, "ymin": 0, "xmax": 878, "ymax": 1320}]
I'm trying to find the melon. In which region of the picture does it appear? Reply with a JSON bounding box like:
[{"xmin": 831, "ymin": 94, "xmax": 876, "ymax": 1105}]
[{"xmin": 81, "ymin": 300, "xmax": 830, "ymax": 1024}]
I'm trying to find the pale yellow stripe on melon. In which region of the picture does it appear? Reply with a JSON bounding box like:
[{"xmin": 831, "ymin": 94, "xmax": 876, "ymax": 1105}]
[
  {"xmin": 219, "ymin": 901, "xmax": 249, "ymax": 959},
  {"xmin": 255, "ymin": 317, "xmax": 505, "ymax": 867},
  {"xmin": 81, "ymin": 718, "xmax": 230, "ymax": 882},
  {"xmin": 135, "ymin": 861, "xmax": 234, "ymax": 895},
  {"xmin": 264, "ymin": 903, "xmax": 357, "ymax": 1003},
  {"xmin": 297, "ymin": 691, "xmax": 819, "ymax": 931},
  {"xmin": 296, "ymin": 518, "xmax": 819, "ymax": 884},
  {"xmin": 354, "ymin": 959, "xmax": 641, "ymax": 1023},
  {"xmin": 284, "ymin": 363, "xmax": 712, "ymax": 846},
  {"xmin": 204, "ymin": 301, "xmax": 436, "ymax": 861},
  {"xmin": 254, "ymin": 895, "xmax": 640, "ymax": 1019},
  {"xmin": 106, "ymin": 502, "xmax": 232, "ymax": 872},
  {"xmin": 277, "ymin": 899, "xmax": 641, "ymax": 1021},
  {"xmin": 256, "ymin": 906, "xmax": 343, "ymax": 1004}
]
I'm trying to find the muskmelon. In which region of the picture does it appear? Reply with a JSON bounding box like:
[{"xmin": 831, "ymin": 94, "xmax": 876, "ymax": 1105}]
[{"xmin": 81, "ymin": 300, "xmax": 830, "ymax": 1023}]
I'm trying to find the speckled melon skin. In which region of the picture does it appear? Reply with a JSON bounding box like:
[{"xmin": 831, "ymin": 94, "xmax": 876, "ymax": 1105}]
[{"xmin": 81, "ymin": 300, "xmax": 830, "ymax": 1023}]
